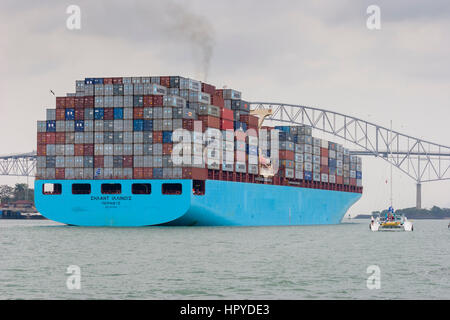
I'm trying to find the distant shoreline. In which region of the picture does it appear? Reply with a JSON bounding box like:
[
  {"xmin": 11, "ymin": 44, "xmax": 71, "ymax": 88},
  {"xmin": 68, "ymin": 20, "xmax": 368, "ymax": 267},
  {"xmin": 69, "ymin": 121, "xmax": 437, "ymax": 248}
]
[{"xmin": 354, "ymin": 206, "xmax": 450, "ymax": 220}]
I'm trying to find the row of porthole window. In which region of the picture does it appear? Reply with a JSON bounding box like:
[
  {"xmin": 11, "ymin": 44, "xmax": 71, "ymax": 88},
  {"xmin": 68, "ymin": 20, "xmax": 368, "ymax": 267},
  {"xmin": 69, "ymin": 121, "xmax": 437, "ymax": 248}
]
[{"xmin": 42, "ymin": 183, "xmax": 182, "ymax": 195}]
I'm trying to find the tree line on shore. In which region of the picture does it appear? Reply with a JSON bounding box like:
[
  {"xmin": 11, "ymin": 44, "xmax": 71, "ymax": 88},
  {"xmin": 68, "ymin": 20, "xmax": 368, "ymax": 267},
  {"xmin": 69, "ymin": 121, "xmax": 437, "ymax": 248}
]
[
  {"xmin": 355, "ymin": 206, "xmax": 450, "ymax": 219},
  {"xmin": 0, "ymin": 184, "xmax": 34, "ymax": 204}
]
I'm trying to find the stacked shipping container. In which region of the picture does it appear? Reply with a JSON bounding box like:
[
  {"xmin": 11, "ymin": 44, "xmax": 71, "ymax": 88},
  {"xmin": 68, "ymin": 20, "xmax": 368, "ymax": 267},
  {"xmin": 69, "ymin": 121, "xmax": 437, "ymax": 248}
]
[{"xmin": 36, "ymin": 76, "xmax": 362, "ymax": 193}]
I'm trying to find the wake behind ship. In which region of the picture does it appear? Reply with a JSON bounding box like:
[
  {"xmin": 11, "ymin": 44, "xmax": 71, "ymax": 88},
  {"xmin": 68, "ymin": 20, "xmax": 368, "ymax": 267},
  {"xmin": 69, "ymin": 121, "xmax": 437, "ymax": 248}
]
[{"xmin": 35, "ymin": 76, "xmax": 363, "ymax": 227}]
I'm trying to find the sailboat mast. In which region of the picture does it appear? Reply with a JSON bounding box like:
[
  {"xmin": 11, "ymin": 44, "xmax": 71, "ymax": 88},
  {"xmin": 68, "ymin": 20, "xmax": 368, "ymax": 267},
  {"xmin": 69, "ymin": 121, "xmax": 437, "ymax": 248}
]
[{"xmin": 390, "ymin": 120, "xmax": 393, "ymax": 208}]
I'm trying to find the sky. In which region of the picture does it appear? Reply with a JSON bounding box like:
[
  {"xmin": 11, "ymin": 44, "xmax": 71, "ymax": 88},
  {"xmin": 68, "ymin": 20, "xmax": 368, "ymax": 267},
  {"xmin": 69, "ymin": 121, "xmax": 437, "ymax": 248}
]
[{"xmin": 0, "ymin": 0, "xmax": 449, "ymax": 216}]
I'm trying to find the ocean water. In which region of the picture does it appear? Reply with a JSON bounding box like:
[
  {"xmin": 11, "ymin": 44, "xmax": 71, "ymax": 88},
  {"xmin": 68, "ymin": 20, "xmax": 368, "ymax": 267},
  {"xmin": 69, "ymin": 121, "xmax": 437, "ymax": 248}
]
[{"xmin": 0, "ymin": 219, "xmax": 448, "ymax": 299}]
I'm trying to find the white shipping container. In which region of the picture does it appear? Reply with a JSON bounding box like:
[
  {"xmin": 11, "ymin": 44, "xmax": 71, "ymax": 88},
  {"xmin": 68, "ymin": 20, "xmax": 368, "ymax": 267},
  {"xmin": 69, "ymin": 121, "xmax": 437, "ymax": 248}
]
[
  {"xmin": 104, "ymin": 144, "xmax": 113, "ymax": 156},
  {"xmin": 321, "ymin": 173, "xmax": 329, "ymax": 183},
  {"xmin": 94, "ymin": 120, "xmax": 104, "ymax": 132},
  {"xmin": 329, "ymin": 174, "xmax": 336, "ymax": 184},
  {"xmin": 56, "ymin": 121, "xmax": 65, "ymax": 132},
  {"xmin": 329, "ymin": 150, "xmax": 336, "ymax": 159},
  {"xmin": 222, "ymin": 89, "xmax": 241, "ymax": 100},
  {"xmin": 55, "ymin": 145, "xmax": 65, "ymax": 156},
  {"xmin": 46, "ymin": 109, "xmax": 56, "ymax": 121},
  {"xmin": 46, "ymin": 144, "xmax": 56, "ymax": 156},
  {"xmin": 304, "ymin": 161, "xmax": 313, "ymax": 171}
]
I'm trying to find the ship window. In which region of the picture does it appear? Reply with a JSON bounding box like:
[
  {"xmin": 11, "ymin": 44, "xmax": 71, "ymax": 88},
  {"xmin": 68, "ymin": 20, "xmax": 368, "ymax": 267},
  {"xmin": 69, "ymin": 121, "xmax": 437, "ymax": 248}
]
[
  {"xmin": 43, "ymin": 183, "xmax": 62, "ymax": 195},
  {"xmin": 132, "ymin": 183, "xmax": 151, "ymax": 195},
  {"xmin": 162, "ymin": 183, "xmax": 182, "ymax": 195},
  {"xmin": 72, "ymin": 183, "xmax": 91, "ymax": 195},
  {"xmin": 193, "ymin": 180, "xmax": 205, "ymax": 196},
  {"xmin": 101, "ymin": 183, "xmax": 122, "ymax": 194}
]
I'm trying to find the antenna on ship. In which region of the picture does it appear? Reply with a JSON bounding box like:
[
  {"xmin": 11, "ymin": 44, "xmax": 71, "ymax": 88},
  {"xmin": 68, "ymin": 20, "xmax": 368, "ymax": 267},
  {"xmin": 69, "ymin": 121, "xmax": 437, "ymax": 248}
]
[{"xmin": 50, "ymin": 90, "xmax": 55, "ymax": 96}]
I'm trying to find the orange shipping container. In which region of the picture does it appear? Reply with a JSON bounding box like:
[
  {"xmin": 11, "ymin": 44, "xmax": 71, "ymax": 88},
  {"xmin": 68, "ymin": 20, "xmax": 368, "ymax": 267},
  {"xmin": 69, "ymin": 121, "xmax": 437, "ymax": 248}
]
[{"xmin": 133, "ymin": 107, "xmax": 144, "ymax": 119}]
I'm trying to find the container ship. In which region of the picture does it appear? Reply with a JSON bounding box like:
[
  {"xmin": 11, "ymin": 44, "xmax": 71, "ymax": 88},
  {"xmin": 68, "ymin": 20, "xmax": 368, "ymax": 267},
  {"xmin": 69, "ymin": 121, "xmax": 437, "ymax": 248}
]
[{"xmin": 34, "ymin": 76, "xmax": 363, "ymax": 227}]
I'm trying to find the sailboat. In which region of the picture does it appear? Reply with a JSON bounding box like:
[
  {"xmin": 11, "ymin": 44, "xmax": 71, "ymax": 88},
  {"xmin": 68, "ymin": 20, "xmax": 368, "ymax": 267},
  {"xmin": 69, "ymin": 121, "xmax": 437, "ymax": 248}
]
[{"xmin": 370, "ymin": 121, "xmax": 413, "ymax": 232}]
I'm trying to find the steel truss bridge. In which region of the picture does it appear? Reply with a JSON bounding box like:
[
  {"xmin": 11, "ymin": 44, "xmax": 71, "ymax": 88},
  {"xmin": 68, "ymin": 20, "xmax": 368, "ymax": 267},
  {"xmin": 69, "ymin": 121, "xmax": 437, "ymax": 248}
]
[
  {"xmin": 1, "ymin": 102, "xmax": 449, "ymax": 208},
  {"xmin": 250, "ymin": 102, "xmax": 450, "ymax": 209}
]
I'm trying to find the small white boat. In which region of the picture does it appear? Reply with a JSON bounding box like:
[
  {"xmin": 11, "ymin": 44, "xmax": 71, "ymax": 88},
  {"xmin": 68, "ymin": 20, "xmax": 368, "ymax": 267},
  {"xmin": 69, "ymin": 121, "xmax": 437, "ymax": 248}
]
[{"xmin": 370, "ymin": 212, "xmax": 413, "ymax": 232}]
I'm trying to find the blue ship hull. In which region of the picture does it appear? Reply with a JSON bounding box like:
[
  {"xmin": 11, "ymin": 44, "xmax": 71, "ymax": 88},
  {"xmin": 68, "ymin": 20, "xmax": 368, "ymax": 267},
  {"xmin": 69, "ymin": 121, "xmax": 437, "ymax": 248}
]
[{"xmin": 34, "ymin": 180, "xmax": 361, "ymax": 227}]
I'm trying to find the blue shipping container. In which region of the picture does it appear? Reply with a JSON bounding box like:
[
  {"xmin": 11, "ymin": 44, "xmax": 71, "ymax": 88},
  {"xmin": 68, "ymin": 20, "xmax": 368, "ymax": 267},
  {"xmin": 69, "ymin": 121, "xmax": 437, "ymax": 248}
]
[
  {"xmin": 84, "ymin": 78, "xmax": 95, "ymax": 85},
  {"xmin": 233, "ymin": 121, "xmax": 247, "ymax": 131},
  {"xmin": 94, "ymin": 108, "xmax": 104, "ymax": 120},
  {"xmin": 162, "ymin": 131, "xmax": 173, "ymax": 143},
  {"xmin": 65, "ymin": 109, "xmax": 75, "ymax": 120},
  {"xmin": 75, "ymin": 120, "xmax": 84, "ymax": 132},
  {"xmin": 279, "ymin": 131, "xmax": 293, "ymax": 142},
  {"xmin": 304, "ymin": 171, "xmax": 313, "ymax": 181},
  {"xmin": 133, "ymin": 120, "xmax": 144, "ymax": 131},
  {"xmin": 356, "ymin": 171, "xmax": 362, "ymax": 179},
  {"xmin": 46, "ymin": 120, "xmax": 56, "ymax": 132},
  {"xmin": 143, "ymin": 120, "xmax": 153, "ymax": 131},
  {"xmin": 328, "ymin": 159, "xmax": 337, "ymax": 168},
  {"xmin": 114, "ymin": 108, "xmax": 124, "ymax": 120},
  {"xmin": 153, "ymin": 168, "xmax": 163, "ymax": 179},
  {"xmin": 93, "ymin": 78, "xmax": 104, "ymax": 85},
  {"xmin": 275, "ymin": 126, "xmax": 290, "ymax": 133}
]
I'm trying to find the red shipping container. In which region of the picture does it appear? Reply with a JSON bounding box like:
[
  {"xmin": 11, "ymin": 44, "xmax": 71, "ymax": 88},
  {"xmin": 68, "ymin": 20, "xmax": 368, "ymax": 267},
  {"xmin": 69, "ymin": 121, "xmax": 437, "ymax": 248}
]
[
  {"xmin": 66, "ymin": 97, "xmax": 75, "ymax": 108},
  {"xmin": 75, "ymin": 109, "xmax": 84, "ymax": 120},
  {"xmin": 152, "ymin": 95, "xmax": 163, "ymax": 106},
  {"xmin": 37, "ymin": 133, "xmax": 47, "ymax": 144},
  {"xmin": 74, "ymin": 144, "xmax": 84, "ymax": 156},
  {"xmin": 56, "ymin": 97, "xmax": 66, "ymax": 109},
  {"xmin": 163, "ymin": 143, "xmax": 173, "ymax": 155},
  {"xmin": 182, "ymin": 119, "xmax": 194, "ymax": 131},
  {"xmin": 112, "ymin": 77, "xmax": 123, "ymax": 84},
  {"xmin": 160, "ymin": 76, "xmax": 170, "ymax": 88},
  {"xmin": 212, "ymin": 95, "xmax": 224, "ymax": 108},
  {"xmin": 45, "ymin": 132, "xmax": 56, "ymax": 144},
  {"xmin": 279, "ymin": 150, "xmax": 294, "ymax": 160},
  {"xmin": 94, "ymin": 156, "xmax": 104, "ymax": 168},
  {"xmin": 55, "ymin": 132, "xmax": 65, "ymax": 144},
  {"xmin": 55, "ymin": 168, "xmax": 65, "ymax": 180},
  {"xmin": 123, "ymin": 155, "xmax": 133, "ymax": 168},
  {"xmin": 103, "ymin": 78, "xmax": 113, "ymax": 84},
  {"xmin": 153, "ymin": 131, "xmax": 163, "ymax": 143},
  {"xmin": 201, "ymin": 82, "xmax": 216, "ymax": 95},
  {"xmin": 83, "ymin": 144, "xmax": 94, "ymax": 156},
  {"xmin": 320, "ymin": 157, "xmax": 328, "ymax": 166},
  {"xmin": 143, "ymin": 168, "xmax": 153, "ymax": 179},
  {"xmin": 240, "ymin": 115, "xmax": 259, "ymax": 127},
  {"xmin": 133, "ymin": 107, "xmax": 144, "ymax": 119},
  {"xmin": 321, "ymin": 148, "xmax": 328, "ymax": 157},
  {"xmin": 37, "ymin": 144, "xmax": 46, "ymax": 156},
  {"xmin": 133, "ymin": 168, "xmax": 144, "ymax": 179},
  {"xmin": 198, "ymin": 115, "xmax": 220, "ymax": 131},
  {"xmin": 182, "ymin": 168, "xmax": 207, "ymax": 180},
  {"xmin": 84, "ymin": 96, "xmax": 94, "ymax": 108},
  {"xmin": 143, "ymin": 95, "xmax": 153, "ymax": 107},
  {"xmin": 336, "ymin": 176, "xmax": 343, "ymax": 185},
  {"xmin": 74, "ymin": 97, "xmax": 84, "ymax": 109},
  {"xmin": 214, "ymin": 89, "xmax": 224, "ymax": 99},
  {"xmin": 350, "ymin": 178, "xmax": 357, "ymax": 186},
  {"xmin": 221, "ymin": 108, "xmax": 234, "ymax": 121},
  {"xmin": 221, "ymin": 119, "xmax": 234, "ymax": 130},
  {"xmin": 56, "ymin": 109, "xmax": 66, "ymax": 121},
  {"xmin": 103, "ymin": 108, "xmax": 114, "ymax": 120}
]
